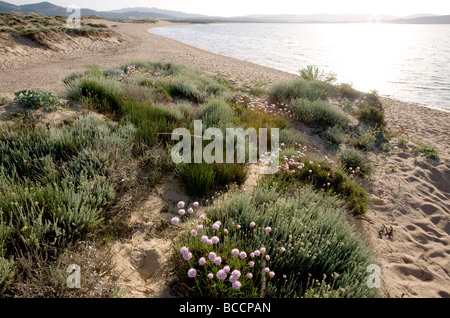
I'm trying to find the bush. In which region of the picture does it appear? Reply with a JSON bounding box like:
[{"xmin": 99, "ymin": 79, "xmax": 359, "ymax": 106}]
[
  {"xmin": 299, "ymin": 65, "xmax": 337, "ymax": 83},
  {"xmin": 14, "ymin": 90, "xmax": 62, "ymax": 112},
  {"xmin": 279, "ymin": 128, "xmax": 307, "ymax": 146},
  {"xmin": 353, "ymin": 127, "xmax": 378, "ymax": 151},
  {"xmin": 268, "ymin": 79, "xmax": 327, "ymax": 104},
  {"xmin": 288, "ymin": 98, "xmax": 349, "ymax": 129},
  {"xmin": 201, "ymin": 98, "xmax": 234, "ymax": 131},
  {"xmin": 325, "ymin": 126, "xmax": 346, "ymax": 146},
  {"xmin": 339, "ymin": 148, "xmax": 373, "ymax": 176},
  {"xmin": 174, "ymin": 185, "xmax": 377, "ymax": 298},
  {"xmin": 0, "ymin": 257, "xmax": 15, "ymax": 295}
]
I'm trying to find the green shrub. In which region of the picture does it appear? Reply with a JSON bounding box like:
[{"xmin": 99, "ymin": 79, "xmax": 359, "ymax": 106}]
[
  {"xmin": 279, "ymin": 128, "xmax": 307, "ymax": 146},
  {"xmin": 201, "ymin": 98, "xmax": 234, "ymax": 131},
  {"xmin": 14, "ymin": 90, "xmax": 62, "ymax": 112},
  {"xmin": 0, "ymin": 257, "xmax": 15, "ymax": 295},
  {"xmin": 356, "ymin": 106, "xmax": 386, "ymax": 127},
  {"xmin": 268, "ymin": 79, "xmax": 327, "ymax": 104},
  {"xmin": 299, "ymin": 65, "xmax": 337, "ymax": 83},
  {"xmin": 337, "ymin": 83, "xmax": 361, "ymax": 100},
  {"xmin": 353, "ymin": 127, "xmax": 378, "ymax": 151},
  {"xmin": 175, "ymin": 185, "xmax": 377, "ymax": 298},
  {"xmin": 288, "ymin": 98, "xmax": 349, "ymax": 129},
  {"xmin": 339, "ymin": 148, "xmax": 373, "ymax": 176}
]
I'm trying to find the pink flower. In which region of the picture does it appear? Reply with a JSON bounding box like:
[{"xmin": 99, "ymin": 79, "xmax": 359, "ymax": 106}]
[
  {"xmin": 178, "ymin": 201, "xmax": 185, "ymax": 209},
  {"xmin": 214, "ymin": 257, "xmax": 222, "ymax": 266},
  {"xmin": 239, "ymin": 252, "xmax": 247, "ymax": 259},
  {"xmin": 191, "ymin": 230, "xmax": 197, "ymax": 236},
  {"xmin": 224, "ymin": 229, "xmax": 228, "ymax": 234},
  {"xmin": 216, "ymin": 270, "xmax": 227, "ymax": 280},
  {"xmin": 254, "ymin": 250, "xmax": 261, "ymax": 257},
  {"xmin": 280, "ymin": 247, "xmax": 286, "ymax": 253},
  {"xmin": 248, "ymin": 261, "xmax": 255, "ymax": 268},
  {"xmin": 264, "ymin": 267, "xmax": 270, "ymax": 273},
  {"xmin": 180, "ymin": 246, "xmax": 189, "ymax": 255},
  {"xmin": 236, "ymin": 225, "xmax": 241, "ymax": 230},
  {"xmin": 193, "ymin": 202, "xmax": 199, "ymax": 207},
  {"xmin": 231, "ymin": 249, "xmax": 239, "ymax": 256},
  {"xmin": 207, "ymin": 239, "xmax": 212, "ymax": 246},
  {"xmin": 212, "ymin": 223, "xmax": 220, "ymax": 230},
  {"xmin": 211, "ymin": 236, "xmax": 219, "ymax": 244},
  {"xmin": 178, "ymin": 209, "xmax": 186, "ymax": 216},
  {"xmin": 265, "ymin": 255, "xmax": 270, "ymax": 261},
  {"xmin": 197, "ymin": 225, "xmax": 203, "ymax": 231},
  {"xmin": 199, "ymin": 214, "xmax": 205, "ymax": 220},
  {"xmin": 209, "ymin": 252, "xmax": 216, "ymax": 261},
  {"xmin": 223, "ymin": 265, "xmax": 230, "ymax": 273},
  {"xmin": 265, "ymin": 227, "xmax": 272, "ymax": 233},
  {"xmin": 201, "ymin": 235, "xmax": 208, "ymax": 243},
  {"xmin": 199, "ymin": 257, "xmax": 206, "ymax": 266},
  {"xmin": 247, "ymin": 273, "xmax": 253, "ymax": 279},
  {"xmin": 187, "ymin": 268, "xmax": 197, "ymax": 278},
  {"xmin": 187, "ymin": 208, "xmax": 194, "ymax": 214},
  {"xmin": 207, "ymin": 273, "xmax": 213, "ymax": 279},
  {"xmin": 250, "ymin": 252, "xmax": 255, "ymax": 258},
  {"xmin": 260, "ymin": 247, "xmax": 266, "ymax": 254},
  {"xmin": 269, "ymin": 271, "xmax": 275, "ymax": 278},
  {"xmin": 171, "ymin": 217, "xmax": 180, "ymax": 225},
  {"xmin": 250, "ymin": 222, "xmax": 256, "ymax": 228},
  {"xmin": 232, "ymin": 281, "xmax": 242, "ymax": 290}
]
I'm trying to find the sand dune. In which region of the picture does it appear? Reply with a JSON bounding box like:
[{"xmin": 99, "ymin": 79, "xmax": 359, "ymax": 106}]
[{"xmin": 0, "ymin": 20, "xmax": 448, "ymax": 298}]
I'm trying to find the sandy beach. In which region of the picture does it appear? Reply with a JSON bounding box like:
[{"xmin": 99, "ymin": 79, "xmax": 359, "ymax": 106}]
[{"xmin": 0, "ymin": 20, "xmax": 449, "ymax": 298}]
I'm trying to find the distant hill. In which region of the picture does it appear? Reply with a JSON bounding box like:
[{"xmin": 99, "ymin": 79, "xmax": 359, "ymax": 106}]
[{"xmin": 0, "ymin": 1, "xmax": 449, "ymax": 24}]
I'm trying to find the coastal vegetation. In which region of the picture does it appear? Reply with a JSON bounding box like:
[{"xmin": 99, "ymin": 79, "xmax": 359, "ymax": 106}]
[{"xmin": 0, "ymin": 60, "xmax": 385, "ymax": 298}]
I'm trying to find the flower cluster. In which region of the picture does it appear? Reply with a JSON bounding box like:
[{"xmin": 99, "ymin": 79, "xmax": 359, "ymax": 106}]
[
  {"xmin": 117, "ymin": 65, "xmax": 170, "ymax": 86},
  {"xmin": 235, "ymin": 94, "xmax": 293, "ymax": 118},
  {"xmin": 171, "ymin": 200, "xmax": 199, "ymax": 226},
  {"xmin": 176, "ymin": 209, "xmax": 284, "ymax": 292},
  {"xmin": 379, "ymin": 180, "xmax": 389, "ymax": 205}
]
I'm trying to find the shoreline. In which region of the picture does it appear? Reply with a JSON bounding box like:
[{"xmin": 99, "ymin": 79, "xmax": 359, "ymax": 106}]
[{"xmin": 0, "ymin": 20, "xmax": 449, "ymax": 298}]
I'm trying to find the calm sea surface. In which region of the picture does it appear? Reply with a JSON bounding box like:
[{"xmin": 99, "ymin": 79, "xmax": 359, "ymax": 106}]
[{"xmin": 151, "ymin": 23, "xmax": 450, "ymax": 111}]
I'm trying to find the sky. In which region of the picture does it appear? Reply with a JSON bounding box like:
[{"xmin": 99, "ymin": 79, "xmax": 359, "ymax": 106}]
[{"xmin": 8, "ymin": 0, "xmax": 450, "ymax": 17}]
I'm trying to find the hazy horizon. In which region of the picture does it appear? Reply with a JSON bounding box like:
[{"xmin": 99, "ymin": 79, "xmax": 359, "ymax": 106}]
[{"xmin": 7, "ymin": 0, "xmax": 450, "ymax": 17}]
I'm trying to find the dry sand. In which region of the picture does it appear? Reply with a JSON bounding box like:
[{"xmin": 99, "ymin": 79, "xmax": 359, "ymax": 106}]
[{"xmin": 0, "ymin": 20, "xmax": 448, "ymax": 298}]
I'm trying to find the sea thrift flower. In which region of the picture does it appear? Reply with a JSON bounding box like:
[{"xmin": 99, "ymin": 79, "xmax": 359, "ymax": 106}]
[
  {"xmin": 191, "ymin": 230, "xmax": 197, "ymax": 236},
  {"xmin": 183, "ymin": 252, "xmax": 192, "ymax": 261},
  {"xmin": 265, "ymin": 227, "xmax": 272, "ymax": 233},
  {"xmin": 269, "ymin": 271, "xmax": 275, "ymax": 278},
  {"xmin": 247, "ymin": 273, "xmax": 253, "ymax": 279},
  {"xmin": 260, "ymin": 247, "xmax": 266, "ymax": 254},
  {"xmin": 197, "ymin": 225, "xmax": 203, "ymax": 231},
  {"xmin": 248, "ymin": 261, "xmax": 255, "ymax": 268},
  {"xmin": 224, "ymin": 229, "xmax": 228, "ymax": 234},
  {"xmin": 214, "ymin": 257, "xmax": 222, "ymax": 265},
  {"xmin": 207, "ymin": 239, "xmax": 213, "ymax": 246},
  {"xmin": 187, "ymin": 208, "xmax": 194, "ymax": 215},
  {"xmin": 193, "ymin": 202, "xmax": 199, "ymax": 207},
  {"xmin": 209, "ymin": 252, "xmax": 217, "ymax": 261},
  {"xmin": 229, "ymin": 275, "xmax": 237, "ymax": 283},
  {"xmin": 171, "ymin": 217, "xmax": 180, "ymax": 225},
  {"xmin": 223, "ymin": 266, "xmax": 230, "ymax": 273},
  {"xmin": 280, "ymin": 247, "xmax": 286, "ymax": 253},
  {"xmin": 178, "ymin": 209, "xmax": 186, "ymax": 216},
  {"xmin": 232, "ymin": 281, "xmax": 242, "ymax": 290},
  {"xmin": 187, "ymin": 268, "xmax": 197, "ymax": 278},
  {"xmin": 250, "ymin": 222, "xmax": 256, "ymax": 228},
  {"xmin": 254, "ymin": 250, "xmax": 261, "ymax": 257},
  {"xmin": 199, "ymin": 257, "xmax": 206, "ymax": 266},
  {"xmin": 211, "ymin": 236, "xmax": 219, "ymax": 244},
  {"xmin": 231, "ymin": 249, "xmax": 239, "ymax": 256},
  {"xmin": 236, "ymin": 225, "xmax": 241, "ymax": 230},
  {"xmin": 199, "ymin": 214, "xmax": 205, "ymax": 220},
  {"xmin": 231, "ymin": 270, "xmax": 241, "ymax": 279},
  {"xmin": 201, "ymin": 235, "xmax": 208, "ymax": 243},
  {"xmin": 265, "ymin": 267, "xmax": 270, "ymax": 273},
  {"xmin": 239, "ymin": 252, "xmax": 247, "ymax": 259},
  {"xmin": 250, "ymin": 252, "xmax": 255, "ymax": 258},
  {"xmin": 217, "ymin": 270, "xmax": 227, "ymax": 280},
  {"xmin": 207, "ymin": 273, "xmax": 213, "ymax": 280},
  {"xmin": 178, "ymin": 201, "xmax": 185, "ymax": 209},
  {"xmin": 265, "ymin": 255, "xmax": 270, "ymax": 261}
]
